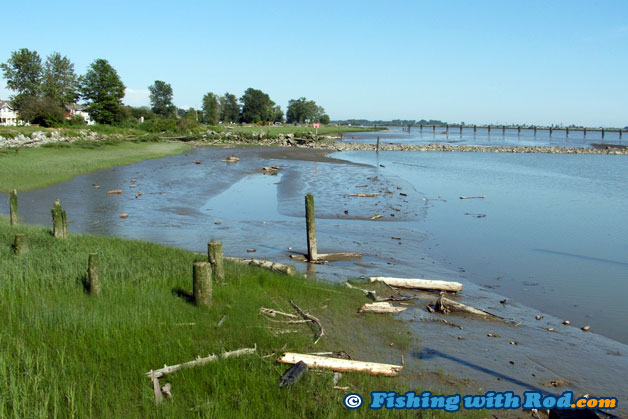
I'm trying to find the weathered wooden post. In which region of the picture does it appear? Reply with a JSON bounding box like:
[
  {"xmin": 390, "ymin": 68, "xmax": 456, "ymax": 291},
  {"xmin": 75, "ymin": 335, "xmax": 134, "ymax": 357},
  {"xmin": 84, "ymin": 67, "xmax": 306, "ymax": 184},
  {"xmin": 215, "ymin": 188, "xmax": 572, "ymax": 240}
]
[
  {"xmin": 517, "ymin": 126, "xmax": 521, "ymax": 136},
  {"xmin": 533, "ymin": 126, "xmax": 537, "ymax": 136},
  {"xmin": 473, "ymin": 125, "xmax": 477, "ymax": 134},
  {"xmin": 620, "ymin": 129, "xmax": 623, "ymax": 140},
  {"xmin": 88, "ymin": 253, "xmax": 101, "ymax": 295},
  {"xmin": 601, "ymin": 128, "xmax": 605, "ymax": 139},
  {"xmin": 376, "ymin": 136, "xmax": 380, "ymax": 153},
  {"xmin": 459, "ymin": 125, "xmax": 463, "ymax": 135},
  {"xmin": 445, "ymin": 124, "xmax": 449, "ymax": 132},
  {"xmin": 208, "ymin": 241, "xmax": 224, "ymax": 283},
  {"xmin": 502, "ymin": 125, "xmax": 506, "ymax": 135},
  {"xmin": 407, "ymin": 124, "xmax": 411, "ymax": 133},
  {"xmin": 549, "ymin": 127, "xmax": 553, "ymax": 137},
  {"xmin": 9, "ymin": 189, "xmax": 18, "ymax": 226},
  {"xmin": 583, "ymin": 127, "xmax": 587, "ymax": 138},
  {"xmin": 51, "ymin": 200, "xmax": 67, "ymax": 239},
  {"xmin": 488, "ymin": 125, "xmax": 491, "ymax": 134},
  {"xmin": 420, "ymin": 124, "xmax": 423, "ymax": 132},
  {"xmin": 305, "ymin": 194, "xmax": 318, "ymax": 262},
  {"xmin": 193, "ymin": 262, "xmax": 212, "ymax": 306},
  {"xmin": 432, "ymin": 125, "xmax": 436, "ymax": 134},
  {"xmin": 566, "ymin": 127, "xmax": 569, "ymax": 138},
  {"xmin": 13, "ymin": 233, "xmax": 28, "ymax": 255}
]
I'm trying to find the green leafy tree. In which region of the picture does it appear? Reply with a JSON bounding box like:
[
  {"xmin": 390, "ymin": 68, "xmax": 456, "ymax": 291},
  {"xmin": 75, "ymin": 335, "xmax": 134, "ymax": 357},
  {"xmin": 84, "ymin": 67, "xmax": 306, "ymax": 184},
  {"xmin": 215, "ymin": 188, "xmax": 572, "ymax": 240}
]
[
  {"xmin": 219, "ymin": 92, "xmax": 240, "ymax": 123},
  {"xmin": 202, "ymin": 92, "xmax": 219, "ymax": 125},
  {"xmin": 148, "ymin": 80, "xmax": 175, "ymax": 117},
  {"xmin": 240, "ymin": 88, "xmax": 275, "ymax": 123},
  {"xmin": 286, "ymin": 97, "xmax": 325, "ymax": 124},
  {"xmin": 19, "ymin": 97, "xmax": 65, "ymax": 127},
  {"xmin": 42, "ymin": 52, "xmax": 78, "ymax": 107},
  {"xmin": 80, "ymin": 59, "xmax": 126, "ymax": 124},
  {"xmin": 320, "ymin": 114, "xmax": 330, "ymax": 125},
  {"xmin": 272, "ymin": 105, "xmax": 284, "ymax": 123},
  {"xmin": 1, "ymin": 48, "xmax": 43, "ymax": 110}
]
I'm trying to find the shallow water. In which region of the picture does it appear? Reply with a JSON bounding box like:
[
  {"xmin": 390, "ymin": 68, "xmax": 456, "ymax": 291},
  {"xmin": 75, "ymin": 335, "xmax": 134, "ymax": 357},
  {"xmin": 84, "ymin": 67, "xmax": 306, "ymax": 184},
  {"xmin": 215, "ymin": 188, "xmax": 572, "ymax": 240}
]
[
  {"xmin": 3, "ymin": 146, "xmax": 628, "ymax": 408},
  {"xmin": 347, "ymin": 126, "xmax": 625, "ymax": 148}
]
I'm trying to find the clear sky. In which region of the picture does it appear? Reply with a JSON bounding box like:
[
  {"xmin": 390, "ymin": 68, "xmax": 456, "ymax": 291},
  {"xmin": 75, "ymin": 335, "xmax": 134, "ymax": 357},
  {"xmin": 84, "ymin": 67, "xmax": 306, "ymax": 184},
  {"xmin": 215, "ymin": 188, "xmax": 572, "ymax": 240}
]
[{"xmin": 1, "ymin": 1, "xmax": 627, "ymax": 127}]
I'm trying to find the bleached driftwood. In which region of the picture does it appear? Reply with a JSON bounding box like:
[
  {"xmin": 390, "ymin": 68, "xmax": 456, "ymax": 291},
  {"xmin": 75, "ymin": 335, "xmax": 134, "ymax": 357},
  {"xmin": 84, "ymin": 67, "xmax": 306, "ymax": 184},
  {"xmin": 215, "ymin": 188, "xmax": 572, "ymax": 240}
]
[
  {"xmin": 225, "ymin": 257, "xmax": 296, "ymax": 275},
  {"xmin": 433, "ymin": 295, "xmax": 499, "ymax": 319},
  {"xmin": 370, "ymin": 214, "xmax": 383, "ymax": 220},
  {"xmin": 146, "ymin": 345, "xmax": 257, "ymax": 379},
  {"xmin": 348, "ymin": 193, "xmax": 379, "ymax": 197},
  {"xmin": 106, "ymin": 189, "xmax": 123, "ymax": 195},
  {"xmin": 278, "ymin": 353, "xmax": 402, "ymax": 377},
  {"xmin": 290, "ymin": 300, "xmax": 325, "ymax": 344},
  {"xmin": 369, "ymin": 277, "xmax": 463, "ymax": 293},
  {"xmin": 259, "ymin": 307, "xmax": 300, "ymax": 319},
  {"xmin": 358, "ymin": 302, "xmax": 407, "ymax": 314}
]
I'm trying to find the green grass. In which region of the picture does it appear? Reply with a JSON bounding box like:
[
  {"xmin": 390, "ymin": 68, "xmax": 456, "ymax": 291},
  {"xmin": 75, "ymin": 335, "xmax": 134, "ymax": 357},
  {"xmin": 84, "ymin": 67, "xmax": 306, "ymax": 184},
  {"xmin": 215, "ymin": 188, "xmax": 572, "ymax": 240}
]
[
  {"xmin": 0, "ymin": 141, "xmax": 190, "ymax": 192},
  {"xmin": 0, "ymin": 219, "xmax": 426, "ymax": 418}
]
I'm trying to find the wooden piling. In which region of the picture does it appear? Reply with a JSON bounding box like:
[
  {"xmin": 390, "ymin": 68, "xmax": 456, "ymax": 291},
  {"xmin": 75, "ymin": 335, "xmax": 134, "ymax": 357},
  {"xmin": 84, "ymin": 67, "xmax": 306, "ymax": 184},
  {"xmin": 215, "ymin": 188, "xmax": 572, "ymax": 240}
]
[
  {"xmin": 583, "ymin": 128, "xmax": 587, "ymax": 138},
  {"xmin": 376, "ymin": 136, "xmax": 380, "ymax": 152},
  {"xmin": 88, "ymin": 253, "xmax": 101, "ymax": 295},
  {"xmin": 517, "ymin": 126, "xmax": 521, "ymax": 135},
  {"xmin": 407, "ymin": 124, "xmax": 411, "ymax": 133},
  {"xmin": 446, "ymin": 124, "xmax": 449, "ymax": 132},
  {"xmin": 602, "ymin": 128, "xmax": 605, "ymax": 139},
  {"xmin": 473, "ymin": 125, "xmax": 477, "ymax": 134},
  {"xmin": 305, "ymin": 194, "xmax": 318, "ymax": 262},
  {"xmin": 420, "ymin": 124, "xmax": 423, "ymax": 132},
  {"xmin": 9, "ymin": 189, "xmax": 18, "ymax": 226},
  {"xmin": 51, "ymin": 200, "xmax": 67, "ymax": 239},
  {"xmin": 13, "ymin": 233, "xmax": 28, "ymax": 255},
  {"xmin": 620, "ymin": 129, "xmax": 623, "ymax": 140},
  {"xmin": 432, "ymin": 125, "xmax": 436, "ymax": 134},
  {"xmin": 502, "ymin": 125, "xmax": 506, "ymax": 135},
  {"xmin": 533, "ymin": 126, "xmax": 537, "ymax": 136},
  {"xmin": 208, "ymin": 241, "xmax": 224, "ymax": 283},
  {"xmin": 549, "ymin": 127, "xmax": 553, "ymax": 136},
  {"xmin": 566, "ymin": 127, "xmax": 569, "ymax": 138},
  {"xmin": 488, "ymin": 125, "xmax": 491, "ymax": 134},
  {"xmin": 459, "ymin": 125, "xmax": 463, "ymax": 135},
  {"xmin": 193, "ymin": 262, "xmax": 212, "ymax": 306}
]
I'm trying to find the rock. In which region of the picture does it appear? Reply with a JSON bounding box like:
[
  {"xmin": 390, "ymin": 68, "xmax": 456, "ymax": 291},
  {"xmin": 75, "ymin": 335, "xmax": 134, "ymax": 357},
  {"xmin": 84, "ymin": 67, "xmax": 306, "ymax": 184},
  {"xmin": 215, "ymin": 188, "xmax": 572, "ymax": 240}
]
[{"xmin": 581, "ymin": 325, "xmax": 590, "ymax": 332}]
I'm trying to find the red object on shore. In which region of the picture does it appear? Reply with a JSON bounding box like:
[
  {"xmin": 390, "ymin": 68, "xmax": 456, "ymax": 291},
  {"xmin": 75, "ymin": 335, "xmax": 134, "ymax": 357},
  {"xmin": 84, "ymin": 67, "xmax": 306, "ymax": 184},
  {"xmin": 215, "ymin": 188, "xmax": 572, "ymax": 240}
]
[{"xmin": 313, "ymin": 123, "xmax": 321, "ymax": 128}]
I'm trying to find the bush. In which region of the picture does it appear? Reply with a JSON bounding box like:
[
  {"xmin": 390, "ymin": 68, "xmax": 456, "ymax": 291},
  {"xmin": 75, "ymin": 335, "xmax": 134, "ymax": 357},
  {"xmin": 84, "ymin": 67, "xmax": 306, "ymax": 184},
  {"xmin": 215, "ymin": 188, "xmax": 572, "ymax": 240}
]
[{"xmin": 19, "ymin": 97, "xmax": 65, "ymax": 127}]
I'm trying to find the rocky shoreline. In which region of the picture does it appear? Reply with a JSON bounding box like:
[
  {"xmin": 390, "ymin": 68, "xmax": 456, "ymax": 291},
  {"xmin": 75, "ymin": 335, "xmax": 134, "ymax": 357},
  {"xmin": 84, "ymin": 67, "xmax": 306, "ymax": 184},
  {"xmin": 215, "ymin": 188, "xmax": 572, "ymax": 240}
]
[{"xmin": 2, "ymin": 129, "xmax": 627, "ymax": 155}]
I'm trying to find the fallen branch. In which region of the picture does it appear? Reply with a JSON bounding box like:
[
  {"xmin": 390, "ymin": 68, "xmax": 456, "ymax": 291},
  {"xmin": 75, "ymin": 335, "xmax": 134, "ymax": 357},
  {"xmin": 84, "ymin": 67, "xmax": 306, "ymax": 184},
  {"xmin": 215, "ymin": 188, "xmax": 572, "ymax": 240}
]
[
  {"xmin": 290, "ymin": 300, "xmax": 325, "ymax": 345},
  {"xmin": 259, "ymin": 307, "xmax": 300, "ymax": 319},
  {"xmin": 370, "ymin": 214, "xmax": 383, "ymax": 220},
  {"xmin": 217, "ymin": 315, "xmax": 227, "ymax": 328},
  {"xmin": 369, "ymin": 277, "xmax": 463, "ymax": 293},
  {"xmin": 358, "ymin": 302, "xmax": 407, "ymax": 314},
  {"xmin": 348, "ymin": 193, "xmax": 379, "ymax": 197},
  {"xmin": 226, "ymin": 257, "xmax": 296, "ymax": 275},
  {"xmin": 278, "ymin": 353, "xmax": 402, "ymax": 376},
  {"xmin": 146, "ymin": 345, "xmax": 257, "ymax": 379},
  {"xmin": 433, "ymin": 295, "xmax": 501, "ymax": 320},
  {"xmin": 459, "ymin": 195, "xmax": 486, "ymax": 200}
]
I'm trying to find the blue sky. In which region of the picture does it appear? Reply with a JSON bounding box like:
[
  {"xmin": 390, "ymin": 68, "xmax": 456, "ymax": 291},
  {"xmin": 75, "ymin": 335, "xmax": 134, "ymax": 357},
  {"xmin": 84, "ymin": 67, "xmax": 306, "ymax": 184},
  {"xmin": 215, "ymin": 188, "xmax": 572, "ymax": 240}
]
[{"xmin": 1, "ymin": 1, "xmax": 627, "ymax": 126}]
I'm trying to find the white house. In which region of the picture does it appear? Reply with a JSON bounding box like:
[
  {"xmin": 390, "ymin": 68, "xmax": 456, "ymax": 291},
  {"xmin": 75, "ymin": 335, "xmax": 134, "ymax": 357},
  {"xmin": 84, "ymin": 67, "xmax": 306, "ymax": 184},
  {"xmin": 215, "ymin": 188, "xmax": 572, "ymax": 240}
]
[
  {"xmin": 0, "ymin": 99, "xmax": 18, "ymax": 126},
  {"xmin": 66, "ymin": 104, "xmax": 95, "ymax": 125}
]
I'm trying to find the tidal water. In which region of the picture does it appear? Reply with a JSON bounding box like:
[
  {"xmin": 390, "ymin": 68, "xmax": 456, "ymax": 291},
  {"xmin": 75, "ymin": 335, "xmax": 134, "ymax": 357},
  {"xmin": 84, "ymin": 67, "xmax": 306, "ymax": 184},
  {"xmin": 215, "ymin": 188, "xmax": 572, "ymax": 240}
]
[
  {"xmin": 346, "ymin": 125, "xmax": 625, "ymax": 148},
  {"xmin": 4, "ymin": 145, "xmax": 628, "ymax": 405}
]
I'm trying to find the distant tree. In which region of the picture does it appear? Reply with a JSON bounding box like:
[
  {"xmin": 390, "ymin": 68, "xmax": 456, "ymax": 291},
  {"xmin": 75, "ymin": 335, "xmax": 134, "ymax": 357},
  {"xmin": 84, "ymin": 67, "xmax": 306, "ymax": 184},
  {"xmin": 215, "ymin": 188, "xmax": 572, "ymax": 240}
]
[
  {"xmin": 272, "ymin": 105, "xmax": 284, "ymax": 123},
  {"xmin": 240, "ymin": 88, "xmax": 275, "ymax": 123},
  {"xmin": 42, "ymin": 52, "xmax": 78, "ymax": 107},
  {"xmin": 19, "ymin": 96, "xmax": 65, "ymax": 127},
  {"xmin": 286, "ymin": 97, "xmax": 325, "ymax": 124},
  {"xmin": 1, "ymin": 48, "xmax": 43, "ymax": 110},
  {"xmin": 202, "ymin": 92, "xmax": 219, "ymax": 125},
  {"xmin": 219, "ymin": 92, "xmax": 240, "ymax": 123},
  {"xmin": 149, "ymin": 80, "xmax": 175, "ymax": 117},
  {"xmin": 80, "ymin": 59, "xmax": 126, "ymax": 124},
  {"xmin": 320, "ymin": 114, "xmax": 330, "ymax": 125}
]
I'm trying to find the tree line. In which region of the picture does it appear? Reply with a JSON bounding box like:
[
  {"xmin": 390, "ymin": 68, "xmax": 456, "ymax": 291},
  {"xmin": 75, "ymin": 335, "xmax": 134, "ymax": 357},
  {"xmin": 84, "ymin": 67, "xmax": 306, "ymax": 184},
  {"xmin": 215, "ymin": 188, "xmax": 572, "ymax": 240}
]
[{"xmin": 1, "ymin": 48, "xmax": 330, "ymax": 127}]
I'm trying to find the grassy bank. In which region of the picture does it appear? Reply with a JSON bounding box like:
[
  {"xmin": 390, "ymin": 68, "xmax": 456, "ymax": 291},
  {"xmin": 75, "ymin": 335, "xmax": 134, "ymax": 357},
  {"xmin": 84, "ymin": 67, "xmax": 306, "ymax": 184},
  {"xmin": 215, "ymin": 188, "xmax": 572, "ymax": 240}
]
[
  {"xmin": 0, "ymin": 218, "xmax": 424, "ymax": 418},
  {"xmin": 0, "ymin": 140, "xmax": 190, "ymax": 192}
]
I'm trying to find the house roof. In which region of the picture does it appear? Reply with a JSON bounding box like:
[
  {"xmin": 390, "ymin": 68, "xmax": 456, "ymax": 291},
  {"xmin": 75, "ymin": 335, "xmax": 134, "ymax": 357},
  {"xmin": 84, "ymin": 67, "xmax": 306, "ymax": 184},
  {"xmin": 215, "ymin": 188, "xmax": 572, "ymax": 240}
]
[{"xmin": 0, "ymin": 100, "xmax": 13, "ymax": 110}]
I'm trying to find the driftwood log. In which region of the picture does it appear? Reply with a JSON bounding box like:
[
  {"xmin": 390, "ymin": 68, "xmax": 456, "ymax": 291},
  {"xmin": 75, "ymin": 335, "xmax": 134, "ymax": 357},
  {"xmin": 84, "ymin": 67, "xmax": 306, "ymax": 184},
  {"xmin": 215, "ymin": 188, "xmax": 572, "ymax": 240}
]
[
  {"xmin": 433, "ymin": 295, "xmax": 499, "ymax": 319},
  {"xmin": 348, "ymin": 193, "xmax": 379, "ymax": 197},
  {"xmin": 278, "ymin": 353, "xmax": 402, "ymax": 376},
  {"xmin": 369, "ymin": 277, "xmax": 463, "ymax": 293},
  {"xmin": 279, "ymin": 361, "xmax": 308, "ymax": 387},
  {"xmin": 358, "ymin": 302, "xmax": 407, "ymax": 314},
  {"xmin": 225, "ymin": 257, "xmax": 296, "ymax": 276}
]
